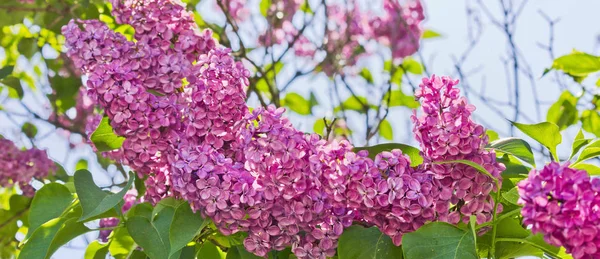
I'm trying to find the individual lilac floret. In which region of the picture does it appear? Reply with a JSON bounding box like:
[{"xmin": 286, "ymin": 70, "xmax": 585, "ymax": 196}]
[{"xmin": 518, "ymin": 162, "xmax": 600, "ymax": 259}]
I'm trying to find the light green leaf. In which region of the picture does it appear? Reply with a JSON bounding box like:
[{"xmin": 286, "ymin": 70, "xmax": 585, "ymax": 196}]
[
  {"xmin": 28, "ymin": 183, "xmax": 73, "ymax": 239},
  {"xmin": 384, "ymin": 89, "xmax": 419, "ymax": 108},
  {"xmin": 283, "ymin": 93, "xmax": 311, "ymax": 115},
  {"xmin": 90, "ymin": 117, "xmax": 126, "ymax": 152},
  {"xmin": 259, "ymin": 0, "xmax": 271, "ymax": 16},
  {"xmin": 338, "ymin": 225, "xmax": 403, "ymax": 259},
  {"xmin": 422, "ymin": 29, "xmax": 442, "ymax": 39},
  {"xmin": 581, "ymin": 110, "xmax": 600, "ymax": 137},
  {"xmin": 511, "ymin": 121, "xmax": 562, "ymax": 161},
  {"xmin": 402, "ymin": 222, "xmax": 476, "ymax": 259},
  {"xmin": 334, "ymin": 96, "xmax": 370, "ymax": 113},
  {"xmin": 548, "ymin": 51, "xmax": 600, "ymax": 82},
  {"xmin": 76, "ymin": 159, "xmax": 88, "ymax": 171},
  {"xmin": 360, "ymin": 68, "xmax": 374, "ymax": 84},
  {"xmin": 84, "ymin": 241, "xmax": 109, "ymax": 259},
  {"xmin": 546, "ymin": 90, "xmax": 578, "ymax": 130},
  {"xmin": 74, "ymin": 169, "xmax": 134, "ymax": 221},
  {"xmin": 401, "ymin": 58, "xmax": 423, "ymax": 75},
  {"xmin": 353, "ymin": 143, "xmax": 423, "ymax": 167},
  {"xmin": 488, "ymin": 137, "xmax": 535, "ymax": 166},
  {"xmin": 574, "ymin": 139, "xmax": 600, "ymax": 165},
  {"xmin": 571, "ymin": 163, "xmax": 600, "ymax": 176},
  {"xmin": 379, "ymin": 119, "xmax": 393, "ymax": 140},
  {"xmin": 108, "ymin": 227, "xmax": 135, "ymax": 259},
  {"xmin": 196, "ymin": 242, "xmax": 226, "ymax": 259},
  {"xmin": 570, "ymin": 129, "xmax": 592, "ymax": 160}
]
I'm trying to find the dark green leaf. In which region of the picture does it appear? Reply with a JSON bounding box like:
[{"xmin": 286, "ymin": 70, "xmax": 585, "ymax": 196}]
[
  {"xmin": 169, "ymin": 202, "xmax": 206, "ymax": 256},
  {"xmin": 17, "ymin": 37, "xmax": 38, "ymax": 58},
  {"xmin": 21, "ymin": 122, "xmax": 38, "ymax": 138},
  {"xmin": 90, "ymin": 117, "xmax": 126, "ymax": 152},
  {"xmin": 0, "ymin": 66, "xmax": 14, "ymax": 79},
  {"xmin": 196, "ymin": 242, "xmax": 226, "ymax": 259},
  {"xmin": 501, "ymin": 187, "xmax": 520, "ymax": 205},
  {"xmin": 1, "ymin": 76, "xmax": 24, "ymax": 99},
  {"xmin": 74, "ymin": 169, "xmax": 134, "ymax": 221},
  {"xmin": 488, "ymin": 137, "xmax": 535, "ymax": 166},
  {"xmin": 28, "ymin": 183, "xmax": 73, "ymax": 239},
  {"xmin": 402, "ymin": 222, "xmax": 477, "ymax": 259},
  {"xmin": 353, "ymin": 143, "xmax": 423, "ymax": 167},
  {"xmin": 497, "ymin": 154, "xmax": 530, "ymax": 179},
  {"xmin": 338, "ymin": 225, "xmax": 403, "ymax": 259},
  {"xmin": 511, "ymin": 121, "xmax": 562, "ymax": 161},
  {"xmin": 126, "ymin": 216, "xmax": 168, "ymax": 259}
]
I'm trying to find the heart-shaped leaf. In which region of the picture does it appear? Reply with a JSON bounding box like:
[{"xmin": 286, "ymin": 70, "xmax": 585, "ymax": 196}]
[{"xmin": 75, "ymin": 169, "xmax": 134, "ymax": 221}]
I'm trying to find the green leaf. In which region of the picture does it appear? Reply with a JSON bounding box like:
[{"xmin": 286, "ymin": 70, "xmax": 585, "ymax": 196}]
[
  {"xmin": 84, "ymin": 241, "xmax": 109, "ymax": 259},
  {"xmin": 74, "ymin": 169, "xmax": 134, "ymax": 221},
  {"xmin": 28, "ymin": 183, "xmax": 73, "ymax": 239},
  {"xmin": 334, "ymin": 96, "xmax": 370, "ymax": 113},
  {"xmin": 1, "ymin": 76, "xmax": 24, "ymax": 99},
  {"xmin": 422, "ymin": 29, "xmax": 442, "ymax": 39},
  {"xmin": 571, "ymin": 163, "xmax": 600, "ymax": 175},
  {"xmin": 108, "ymin": 227, "xmax": 135, "ymax": 259},
  {"xmin": 196, "ymin": 242, "xmax": 226, "ymax": 259},
  {"xmin": 360, "ymin": 68, "xmax": 374, "ymax": 84},
  {"xmin": 126, "ymin": 216, "xmax": 169, "ymax": 259},
  {"xmin": 548, "ymin": 51, "xmax": 600, "ymax": 82},
  {"xmin": 402, "ymin": 222, "xmax": 477, "ymax": 259},
  {"xmin": 76, "ymin": 159, "xmax": 88, "ymax": 171},
  {"xmin": 486, "ymin": 129, "xmax": 499, "ymax": 142},
  {"xmin": 353, "ymin": 143, "xmax": 423, "ymax": 167},
  {"xmin": 169, "ymin": 201, "xmax": 206, "ymax": 256},
  {"xmin": 283, "ymin": 93, "xmax": 311, "ymax": 115},
  {"xmin": 226, "ymin": 246, "xmax": 263, "ymax": 259},
  {"xmin": 570, "ymin": 129, "xmax": 592, "ymax": 160},
  {"xmin": 259, "ymin": 0, "xmax": 271, "ymax": 16},
  {"xmin": 379, "ymin": 119, "xmax": 393, "ymax": 140},
  {"xmin": 574, "ymin": 139, "xmax": 600, "ymax": 165},
  {"xmin": 488, "ymin": 138, "xmax": 535, "ymax": 166},
  {"xmin": 338, "ymin": 225, "xmax": 403, "ymax": 258},
  {"xmin": 90, "ymin": 117, "xmax": 126, "ymax": 152},
  {"xmin": 511, "ymin": 121, "xmax": 562, "ymax": 161},
  {"xmin": 581, "ymin": 110, "xmax": 600, "ymax": 137},
  {"xmin": 21, "ymin": 122, "xmax": 38, "ymax": 138},
  {"xmin": 501, "ymin": 187, "xmax": 520, "ymax": 205},
  {"xmin": 299, "ymin": 0, "xmax": 313, "ymax": 14},
  {"xmin": 17, "ymin": 37, "xmax": 38, "ymax": 58},
  {"xmin": 546, "ymin": 90, "xmax": 578, "ymax": 130},
  {"xmin": 401, "ymin": 58, "xmax": 423, "ymax": 75},
  {"xmin": 384, "ymin": 89, "xmax": 419, "ymax": 108},
  {"xmin": 0, "ymin": 66, "xmax": 14, "ymax": 79},
  {"xmin": 497, "ymin": 154, "xmax": 530, "ymax": 179}
]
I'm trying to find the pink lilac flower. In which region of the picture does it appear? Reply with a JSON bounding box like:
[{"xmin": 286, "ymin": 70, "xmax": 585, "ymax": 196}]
[
  {"xmin": 518, "ymin": 162, "xmax": 600, "ymax": 259},
  {"xmin": 98, "ymin": 189, "xmax": 138, "ymax": 242},
  {"xmin": 0, "ymin": 138, "xmax": 56, "ymax": 196},
  {"xmin": 412, "ymin": 75, "xmax": 504, "ymax": 225},
  {"xmin": 370, "ymin": 0, "xmax": 424, "ymax": 60}
]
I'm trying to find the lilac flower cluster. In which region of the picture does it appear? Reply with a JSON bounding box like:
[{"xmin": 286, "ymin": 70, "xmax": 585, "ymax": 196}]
[
  {"xmin": 98, "ymin": 189, "xmax": 138, "ymax": 242},
  {"xmin": 412, "ymin": 75, "xmax": 504, "ymax": 224},
  {"xmin": 62, "ymin": 0, "xmax": 502, "ymax": 256},
  {"xmin": 518, "ymin": 162, "xmax": 600, "ymax": 259},
  {"xmin": 0, "ymin": 138, "xmax": 56, "ymax": 196},
  {"xmin": 370, "ymin": 0, "xmax": 424, "ymax": 61}
]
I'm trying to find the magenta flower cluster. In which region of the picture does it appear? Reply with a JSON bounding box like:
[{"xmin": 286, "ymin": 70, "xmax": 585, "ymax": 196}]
[
  {"xmin": 518, "ymin": 162, "xmax": 600, "ymax": 259},
  {"xmin": 0, "ymin": 138, "xmax": 56, "ymax": 196},
  {"xmin": 412, "ymin": 76, "xmax": 505, "ymax": 224},
  {"xmin": 62, "ymin": 0, "xmax": 501, "ymax": 257},
  {"xmin": 220, "ymin": 0, "xmax": 424, "ymax": 75},
  {"xmin": 98, "ymin": 189, "xmax": 138, "ymax": 242}
]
